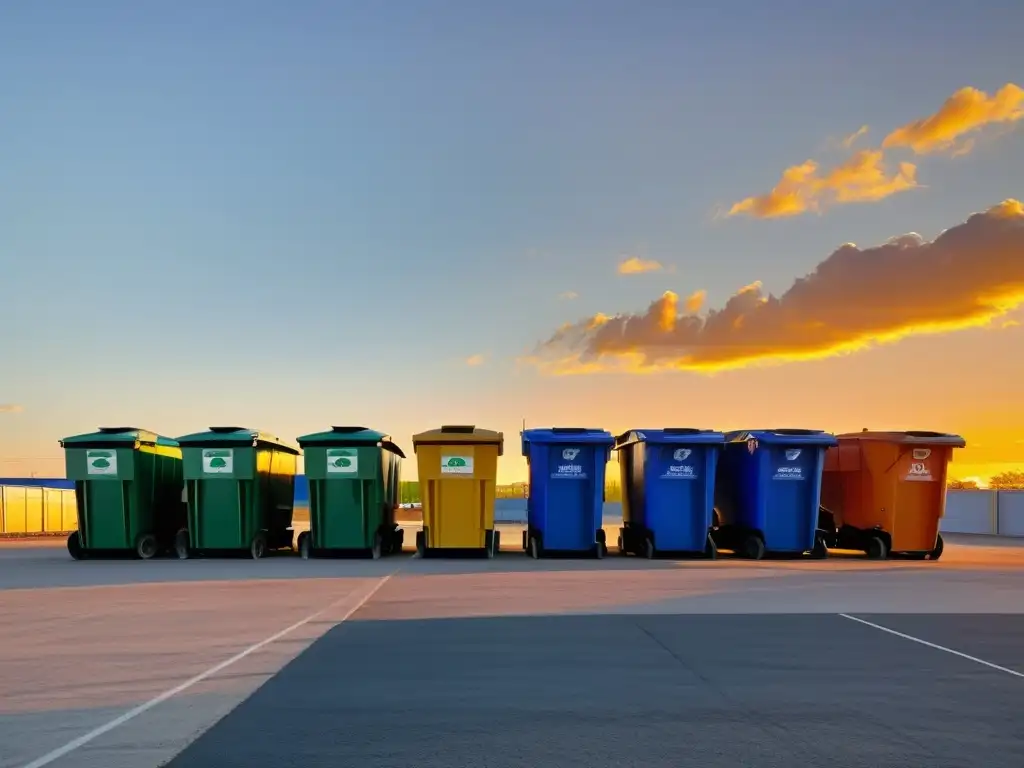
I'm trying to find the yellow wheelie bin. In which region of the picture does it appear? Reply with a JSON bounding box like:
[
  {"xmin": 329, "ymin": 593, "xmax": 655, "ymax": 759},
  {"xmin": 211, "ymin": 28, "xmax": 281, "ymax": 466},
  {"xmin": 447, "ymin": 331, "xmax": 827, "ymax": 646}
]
[{"xmin": 412, "ymin": 425, "xmax": 503, "ymax": 557}]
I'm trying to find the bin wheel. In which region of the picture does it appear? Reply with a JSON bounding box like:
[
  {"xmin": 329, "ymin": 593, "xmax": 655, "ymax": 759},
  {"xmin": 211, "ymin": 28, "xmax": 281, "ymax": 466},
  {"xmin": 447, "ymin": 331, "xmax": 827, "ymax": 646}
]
[
  {"xmin": 522, "ymin": 530, "xmax": 529, "ymax": 551},
  {"xmin": 741, "ymin": 535, "xmax": 765, "ymax": 560},
  {"xmin": 866, "ymin": 535, "xmax": 888, "ymax": 560},
  {"xmin": 810, "ymin": 533, "xmax": 829, "ymax": 560},
  {"xmin": 297, "ymin": 531, "xmax": 311, "ymax": 560},
  {"xmin": 371, "ymin": 532, "xmax": 383, "ymax": 560},
  {"xmin": 174, "ymin": 529, "xmax": 190, "ymax": 560},
  {"xmin": 643, "ymin": 537, "xmax": 655, "ymax": 560},
  {"xmin": 595, "ymin": 541, "xmax": 606, "ymax": 559},
  {"xmin": 617, "ymin": 534, "xmax": 628, "ymax": 556},
  {"xmin": 67, "ymin": 532, "xmax": 84, "ymax": 561},
  {"xmin": 250, "ymin": 533, "xmax": 267, "ymax": 560},
  {"xmin": 928, "ymin": 533, "xmax": 944, "ymax": 562},
  {"xmin": 135, "ymin": 533, "xmax": 158, "ymax": 560},
  {"xmin": 415, "ymin": 530, "xmax": 426, "ymax": 557},
  {"xmin": 705, "ymin": 533, "xmax": 718, "ymax": 560},
  {"xmin": 395, "ymin": 528, "xmax": 405, "ymax": 552},
  {"xmin": 493, "ymin": 530, "xmax": 501, "ymax": 555},
  {"xmin": 528, "ymin": 536, "xmax": 540, "ymax": 559}
]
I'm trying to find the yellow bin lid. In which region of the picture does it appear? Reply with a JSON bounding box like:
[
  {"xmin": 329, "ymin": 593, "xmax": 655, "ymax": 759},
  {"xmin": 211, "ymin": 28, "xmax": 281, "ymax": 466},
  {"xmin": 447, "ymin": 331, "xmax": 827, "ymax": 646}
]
[{"xmin": 412, "ymin": 425, "xmax": 504, "ymax": 456}]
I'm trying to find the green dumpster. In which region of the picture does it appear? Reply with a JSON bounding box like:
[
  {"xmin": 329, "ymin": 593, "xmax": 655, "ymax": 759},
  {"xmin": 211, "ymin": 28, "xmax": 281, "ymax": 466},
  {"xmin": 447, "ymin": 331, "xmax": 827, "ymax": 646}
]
[
  {"xmin": 59, "ymin": 427, "xmax": 186, "ymax": 560},
  {"xmin": 296, "ymin": 426, "xmax": 407, "ymax": 558},
  {"xmin": 176, "ymin": 427, "xmax": 299, "ymax": 559}
]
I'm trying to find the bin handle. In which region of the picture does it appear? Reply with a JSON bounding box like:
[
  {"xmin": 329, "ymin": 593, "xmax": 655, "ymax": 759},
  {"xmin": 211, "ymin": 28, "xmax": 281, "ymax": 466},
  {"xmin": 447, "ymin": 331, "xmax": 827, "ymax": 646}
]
[
  {"xmin": 331, "ymin": 426, "xmax": 369, "ymax": 434},
  {"xmin": 381, "ymin": 440, "xmax": 407, "ymax": 459},
  {"xmin": 440, "ymin": 425, "xmax": 476, "ymax": 433},
  {"xmin": 550, "ymin": 427, "xmax": 591, "ymax": 434}
]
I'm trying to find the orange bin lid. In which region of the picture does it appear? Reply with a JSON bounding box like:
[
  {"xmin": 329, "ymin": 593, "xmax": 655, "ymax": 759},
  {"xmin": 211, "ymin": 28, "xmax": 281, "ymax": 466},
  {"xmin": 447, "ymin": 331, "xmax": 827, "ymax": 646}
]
[{"xmin": 836, "ymin": 430, "xmax": 966, "ymax": 448}]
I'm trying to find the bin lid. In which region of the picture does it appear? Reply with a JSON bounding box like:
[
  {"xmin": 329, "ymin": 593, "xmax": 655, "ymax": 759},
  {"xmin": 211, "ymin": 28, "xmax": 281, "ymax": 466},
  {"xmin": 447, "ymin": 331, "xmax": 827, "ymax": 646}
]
[
  {"xmin": 176, "ymin": 426, "xmax": 300, "ymax": 455},
  {"xmin": 725, "ymin": 428, "xmax": 838, "ymax": 447},
  {"xmin": 521, "ymin": 427, "xmax": 613, "ymax": 457},
  {"xmin": 412, "ymin": 425, "xmax": 504, "ymax": 456},
  {"xmin": 836, "ymin": 430, "xmax": 966, "ymax": 448},
  {"xmin": 614, "ymin": 428, "xmax": 725, "ymax": 450},
  {"xmin": 59, "ymin": 426, "xmax": 179, "ymax": 449},
  {"xmin": 296, "ymin": 426, "xmax": 407, "ymax": 458}
]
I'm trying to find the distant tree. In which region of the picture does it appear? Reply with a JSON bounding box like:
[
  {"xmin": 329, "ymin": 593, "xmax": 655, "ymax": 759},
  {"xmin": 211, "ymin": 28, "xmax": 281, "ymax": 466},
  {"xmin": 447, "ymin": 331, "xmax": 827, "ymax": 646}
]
[
  {"xmin": 989, "ymin": 471, "xmax": 1024, "ymax": 490},
  {"xmin": 947, "ymin": 479, "xmax": 979, "ymax": 490}
]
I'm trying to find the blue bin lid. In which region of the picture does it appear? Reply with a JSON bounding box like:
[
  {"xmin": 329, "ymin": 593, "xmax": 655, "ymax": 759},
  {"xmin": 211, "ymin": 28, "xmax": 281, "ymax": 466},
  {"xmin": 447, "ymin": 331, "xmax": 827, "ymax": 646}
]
[
  {"xmin": 725, "ymin": 428, "xmax": 838, "ymax": 448},
  {"xmin": 614, "ymin": 428, "xmax": 725, "ymax": 450},
  {"xmin": 521, "ymin": 427, "xmax": 614, "ymax": 457}
]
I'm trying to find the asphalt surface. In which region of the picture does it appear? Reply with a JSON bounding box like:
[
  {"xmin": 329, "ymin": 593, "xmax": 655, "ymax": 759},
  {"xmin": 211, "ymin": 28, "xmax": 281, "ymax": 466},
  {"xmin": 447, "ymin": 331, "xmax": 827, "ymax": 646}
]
[
  {"xmin": 1, "ymin": 533, "xmax": 1022, "ymax": 768},
  {"xmin": 165, "ymin": 613, "xmax": 1024, "ymax": 768}
]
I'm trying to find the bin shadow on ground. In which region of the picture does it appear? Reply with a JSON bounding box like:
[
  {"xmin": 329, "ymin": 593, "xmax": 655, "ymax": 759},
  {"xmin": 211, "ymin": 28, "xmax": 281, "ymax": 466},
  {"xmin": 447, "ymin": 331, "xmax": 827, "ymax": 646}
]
[{"xmin": 163, "ymin": 612, "xmax": 1024, "ymax": 768}]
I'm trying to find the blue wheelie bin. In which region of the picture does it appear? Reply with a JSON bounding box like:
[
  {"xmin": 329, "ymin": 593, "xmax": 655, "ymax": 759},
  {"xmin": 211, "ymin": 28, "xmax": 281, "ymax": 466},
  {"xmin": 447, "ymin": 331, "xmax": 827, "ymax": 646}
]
[
  {"xmin": 713, "ymin": 428, "xmax": 837, "ymax": 559},
  {"xmin": 521, "ymin": 427, "xmax": 615, "ymax": 558},
  {"xmin": 615, "ymin": 428, "xmax": 725, "ymax": 559}
]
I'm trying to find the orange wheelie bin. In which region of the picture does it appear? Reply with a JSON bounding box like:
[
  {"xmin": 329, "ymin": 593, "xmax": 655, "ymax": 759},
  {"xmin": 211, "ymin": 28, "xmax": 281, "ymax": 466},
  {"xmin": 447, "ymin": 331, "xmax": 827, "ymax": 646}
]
[{"xmin": 820, "ymin": 430, "xmax": 965, "ymax": 560}]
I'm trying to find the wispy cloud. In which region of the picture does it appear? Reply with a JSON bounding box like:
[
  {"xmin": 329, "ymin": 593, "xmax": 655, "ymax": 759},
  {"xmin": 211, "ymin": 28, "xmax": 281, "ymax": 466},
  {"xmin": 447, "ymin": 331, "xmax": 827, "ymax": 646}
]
[
  {"xmin": 841, "ymin": 125, "xmax": 870, "ymax": 149},
  {"xmin": 727, "ymin": 150, "xmax": 918, "ymax": 219},
  {"xmin": 617, "ymin": 256, "xmax": 664, "ymax": 275},
  {"xmin": 465, "ymin": 354, "xmax": 485, "ymax": 367},
  {"xmin": 883, "ymin": 83, "xmax": 1024, "ymax": 156},
  {"xmin": 0, "ymin": 404, "xmax": 24, "ymax": 414},
  {"xmin": 528, "ymin": 199, "xmax": 1024, "ymax": 374},
  {"xmin": 727, "ymin": 83, "xmax": 1023, "ymax": 220},
  {"xmin": 558, "ymin": 291, "xmax": 579, "ymax": 300}
]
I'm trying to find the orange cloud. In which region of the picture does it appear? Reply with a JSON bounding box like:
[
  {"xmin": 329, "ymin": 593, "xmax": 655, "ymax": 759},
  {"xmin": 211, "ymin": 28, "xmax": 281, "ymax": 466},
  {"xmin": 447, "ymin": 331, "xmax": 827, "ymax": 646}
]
[
  {"xmin": 618, "ymin": 256, "xmax": 664, "ymax": 274},
  {"xmin": 883, "ymin": 83, "xmax": 1024, "ymax": 155},
  {"xmin": 728, "ymin": 149, "xmax": 918, "ymax": 219},
  {"xmin": 465, "ymin": 354, "xmax": 485, "ymax": 367},
  {"xmin": 0, "ymin": 404, "xmax": 23, "ymax": 414},
  {"xmin": 530, "ymin": 200, "xmax": 1024, "ymax": 374}
]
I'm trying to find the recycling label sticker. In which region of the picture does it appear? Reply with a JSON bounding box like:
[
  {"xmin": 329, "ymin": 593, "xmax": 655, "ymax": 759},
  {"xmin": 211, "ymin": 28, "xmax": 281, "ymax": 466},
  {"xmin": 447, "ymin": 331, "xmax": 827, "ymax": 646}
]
[
  {"xmin": 327, "ymin": 448, "xmax": 358, "ymax": 474},
  {"xmin": 86, "ymin": 450, "xmax": 117, "ymax": 476},
  {"xmin": 441, "ymin": 455, "xmax": 474, "ymax": 475},
  {"xmin": 202, "ymin": 448, "xmax": 234, "ymax": 474}
]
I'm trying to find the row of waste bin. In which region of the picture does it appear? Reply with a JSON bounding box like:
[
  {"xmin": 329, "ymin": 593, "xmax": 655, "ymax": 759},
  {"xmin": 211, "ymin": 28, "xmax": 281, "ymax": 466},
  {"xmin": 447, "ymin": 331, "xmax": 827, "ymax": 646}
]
[{"xmin": 58, "ymin": 424, "xmax": 965, "ymax": 562}]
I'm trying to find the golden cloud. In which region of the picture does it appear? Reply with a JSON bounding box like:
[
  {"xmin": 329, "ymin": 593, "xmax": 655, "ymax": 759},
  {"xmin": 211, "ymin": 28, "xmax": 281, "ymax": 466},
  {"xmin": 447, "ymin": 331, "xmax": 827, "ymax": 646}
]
[
  {"xmin": 841, "ymin": 125, "xmax": 870, "ymax": 149},
  {"xmin": 727, "ymin": 149, "xmax": 918, "ymax": 219},
  {"xmin": 883, "ymin": 83, "xmax": 1024, "ymax": 155},
  {"xmin": 530, "ymin": 200, "xmax": 1024, "ymax": 374},
  {"xmin": 618, "ymin": 256, "xmax": 664, "ymax": 274},
  {"xmin": 465, "ymin": 354, "xmax": 485, "ymax": 367},
  {"xmin": 0, "ymin": 404, "xmax": 23, "ymax": 414}
]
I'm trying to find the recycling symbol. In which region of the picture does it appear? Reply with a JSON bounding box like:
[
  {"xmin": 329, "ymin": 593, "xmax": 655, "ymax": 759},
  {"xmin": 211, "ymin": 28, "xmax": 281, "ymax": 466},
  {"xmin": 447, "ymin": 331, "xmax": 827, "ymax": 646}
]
[
  {"xmin": 673, "ymin": 449, "xmax": 691, "ymax": 461},
  {"xmin": 562, "ymin": 448, "xmax": 580, "ymax": 461},
  {"xmin": 332, "ymin": 456, "xmax": 352, "ymax": 468},
  {"xmin": 447, "ymin": 457, "xmax": 467, "ymax": 467}
]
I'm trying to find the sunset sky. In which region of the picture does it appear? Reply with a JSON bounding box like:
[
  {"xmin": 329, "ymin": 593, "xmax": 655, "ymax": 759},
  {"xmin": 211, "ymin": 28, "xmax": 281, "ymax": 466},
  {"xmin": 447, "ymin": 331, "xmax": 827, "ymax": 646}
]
[{"xmin": 2, "ymin": 2, "xmax": 1023, "ymax": 484}]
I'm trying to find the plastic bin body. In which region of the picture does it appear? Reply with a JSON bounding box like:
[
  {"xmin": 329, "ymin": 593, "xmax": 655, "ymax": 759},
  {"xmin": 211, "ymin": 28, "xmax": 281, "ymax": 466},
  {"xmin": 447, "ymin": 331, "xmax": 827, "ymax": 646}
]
[
  {"xmin": 178, "ymin": 427, "xmax": 298, "ymax": 552},
  {"xmin": 297, "ymin": 426, "xmax": 406, "ymax": 552},
  {"xmin": 821, "ymin": 431, "xmax": 965, "ymax": 553},
  {"xmin": 412, "ymin": 425, "xmax": 503, "ymax": 550},
  {"xmin": 715, "ymin": 429, "xmax": 837, "ymax": 553},
  {"xmin": 522, "ymin": 427, "xmax": 614, "ymax": 552},
  {"xmin": 616, "ymin": 428, "xmax": 724, "ymax": 552},
  {"xmin": 60, "ymin": 427, "xmax": 185, "ymax": 552}
]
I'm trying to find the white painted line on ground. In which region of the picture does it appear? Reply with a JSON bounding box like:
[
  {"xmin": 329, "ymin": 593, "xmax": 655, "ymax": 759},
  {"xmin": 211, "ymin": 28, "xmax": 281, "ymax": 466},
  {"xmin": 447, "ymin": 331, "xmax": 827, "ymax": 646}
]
[
  {"xmin": 19, "ymin": 573, "xmax": 395, "ymax": 768},
  {"xmin": 840, "ymin": 613, "xmax": 1024, "ymax": 679}
]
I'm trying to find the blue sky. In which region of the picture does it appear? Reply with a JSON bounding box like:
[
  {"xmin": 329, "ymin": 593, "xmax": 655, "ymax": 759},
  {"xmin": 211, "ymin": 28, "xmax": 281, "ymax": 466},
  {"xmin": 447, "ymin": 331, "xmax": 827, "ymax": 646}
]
[{"xmin": 2, "ymin": 1, "xmax": 1023, "ymax": 481}]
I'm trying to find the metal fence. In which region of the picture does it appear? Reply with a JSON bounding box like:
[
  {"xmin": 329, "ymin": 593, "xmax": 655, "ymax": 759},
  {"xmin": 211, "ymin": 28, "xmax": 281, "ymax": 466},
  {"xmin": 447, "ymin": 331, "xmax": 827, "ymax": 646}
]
[
  {"xmin": 2, "ymin": 484, "xmax": 1020, "ymax": 538},
  {"xmin": 0, "ymin": 485, "xmax": 78, "ymax": 535}
]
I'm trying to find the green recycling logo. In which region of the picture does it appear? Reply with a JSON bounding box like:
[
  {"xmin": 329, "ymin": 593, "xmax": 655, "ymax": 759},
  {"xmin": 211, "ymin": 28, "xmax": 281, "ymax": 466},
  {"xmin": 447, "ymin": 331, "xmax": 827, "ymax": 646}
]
[
  {"xmin": 326, "ymin": 448, "xmax": 358, "ymax": 474},
  {"xmin": 441, "ymin": 454, "xmax": 473, "ymax": 475},
  {"xmin": 202, "ymin": 448, "xmax": 234, "ymax": 474},
  {"xmin": 86, "ymin": 449, "xmax": 117, "ymax": 476}
]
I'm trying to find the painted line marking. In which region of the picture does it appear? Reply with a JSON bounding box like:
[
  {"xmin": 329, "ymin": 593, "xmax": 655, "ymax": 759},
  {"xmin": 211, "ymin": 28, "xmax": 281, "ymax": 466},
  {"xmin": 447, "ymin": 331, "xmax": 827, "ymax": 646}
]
[
  {"xmin": 840, "ymin": 613, "xmax": 1024, "ymax": 679},
  {"xmin": 19, "ymin": 573, "xmax": 395, "ymax": 768}
]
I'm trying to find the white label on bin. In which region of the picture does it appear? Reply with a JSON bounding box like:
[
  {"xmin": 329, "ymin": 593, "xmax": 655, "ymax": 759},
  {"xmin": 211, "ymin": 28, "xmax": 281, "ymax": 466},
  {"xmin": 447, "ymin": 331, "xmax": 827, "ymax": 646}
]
[
  {"xmin": 773, "ymin": 466, "xmax": 804, "ymax": 480},
  {"xmin": 673, "ymin": 449, "xmax": 692, "ymax": 461},
  {"xmin": 912, "ymin": 448, "xmax": 932, "ymax": 460},
  {"xmin": 86, "ymin": 450, "xmax": 117, "ymax": 476},
  {"xmin": 441, "ymin": 455, "xmax": 473, "ymax": 475},
  {"xmin": 905, "ymin": 461, "xmax": 935, "ymax": 482},
  {"xmin": 202, "ymin": 448, "xmax": 234, "ymax": 474},
  {"xmin": 326, "ymin": 449, "xmax": 358, "ymax": 474},
  {"xmin": 662, "ymin": 464, "xmax": 697, "ymax": 480},
  {"xmin": 552, "ymin": 463, "xmax": 587, "ymax": 480}
]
